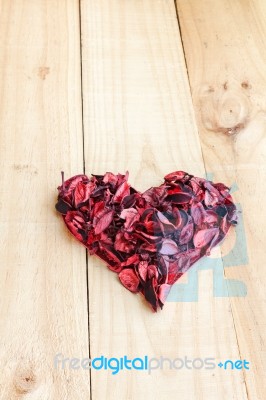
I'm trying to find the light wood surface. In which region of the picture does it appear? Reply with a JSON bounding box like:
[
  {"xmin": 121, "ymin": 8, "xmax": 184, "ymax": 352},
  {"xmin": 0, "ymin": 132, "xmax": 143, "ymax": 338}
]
[
  {"xmin": 0, "ymin": 1, "xmax": 90, "ymax": 398},
  {"xmin": 0, "ymin": 0, "xmax": 265, "ymax": 399},
  {"xmin": 177, "ymin": 0, "xmax": 266, "ymax": 399}
]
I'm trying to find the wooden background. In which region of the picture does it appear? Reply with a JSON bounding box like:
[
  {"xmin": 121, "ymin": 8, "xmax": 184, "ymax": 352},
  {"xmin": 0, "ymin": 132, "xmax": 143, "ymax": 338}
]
[{"xmin": 0, "ymin": 0, "xmax": 265, "ymax": 399}]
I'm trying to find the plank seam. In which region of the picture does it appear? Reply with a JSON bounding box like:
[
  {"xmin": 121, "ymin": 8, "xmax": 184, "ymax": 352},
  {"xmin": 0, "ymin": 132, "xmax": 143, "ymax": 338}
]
[
  {"xmin": 79, "ymin": 1, "xmax": 92, "ymax": 399},
  {"xmin": 79, "ymin": 0, "xmax": 86, "ymax": 176},
  {"xmin": 174, "ymin": 1, "xmax": 189, "ymax": 86},
  {"xmin": 173, "ymin": 0, "xmax": 208, "ymax": 180}
]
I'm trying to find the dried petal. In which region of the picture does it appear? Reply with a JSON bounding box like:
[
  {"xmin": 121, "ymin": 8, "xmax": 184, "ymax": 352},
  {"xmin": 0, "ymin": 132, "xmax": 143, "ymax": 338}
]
[
  {"xmin": 138, "ymin": 261, "xmax": 148, "ymax": 281},
  {"xmin": 191, "ymin": 202, "xmax": 206, "ymax": 226},
  {"xmin": 193, "ymin": 228, "xmax": 220, "ymax": 248},
  {"xmin": 164, "ymin": 171, "xmax": 186, "ymax": 182},
  {"xmin": 74, "ymin": 181, "xmax": 95, "ymax": 208},
  {"xmin": 94, "ymin": 209, "xmax": 114, "ymax": 235},
  {"xmin": 167, "ymin": 192, "xmax": 192, "ymax": 204},
  {"xmin": 204, "ymin": 190, "xmax": 219, "ymax": 208},
  {"xmin": 55, "ymin": 198, "xmax": 72, "ymax": 214},
  {"xmin": 120, "ymin": 208, "xmax": 140, "ymax": 231},
  {"xmin": 144, "ymin": 278, "xmax": 158, "ymax": 311},
  {"xmin": 157, "ymin": 211, "xmax": 174, "ymax": 226},
  {"xmin": 114, "ymin": 231, "xmax": 136, "ymax": 253},
  {"xmin": 179, "ymin": 223, "xmax": 194, "ymax": 245},
  {"xmin": 159, "ymin": 239, "xmax": 179, "ymax": 255},
  {"xmin": 167, "ymin": 260, "xmax": 183, "ymax": 285},
  {"xmin": 64, "ymin": 211, "xmax": 86, "ymax": 242},
  {"xmin": 113, "ymin": 181, "xmax": 130, "ymax": 203},
  {"xmin": 205, "ymin": 210, "xmax": 218, "ymax": 224},
  {"xmin": 118, "ymin": 269, "xmax": 139, "ymax": 293}
]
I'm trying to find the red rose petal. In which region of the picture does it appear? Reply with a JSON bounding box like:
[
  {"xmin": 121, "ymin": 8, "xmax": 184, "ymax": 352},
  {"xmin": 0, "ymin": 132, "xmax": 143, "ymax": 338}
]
[
  {"xmin": 179, "ymin": 222, "xmax": 194, "ymax": 245},
  {"xmin": 94, "ymin": 209, "xmax": 114, "ymax": 235},
  {"xmin": 167, "ymin": 260, "xmax": 183, "ymax": 285},
  {"xmin": 164, "ymin": 171, "xmax": 186, "ymax": 182},
  {"xmin": 113, "ymin": 181, "xmax": 130, "ymax": 203},
  {"xmin": 167, "ymin": 192, "xmax": 192, "ymax": 204},
  {"xmin": 120, "ymin": 208, "xmax": 140, "ymax": 231},
  {"xmin": 193, "ymin": 228, "xmax": 220, "ymax": 248},
  {"xmin": 118, "ymin": 269, "xmax": 140, "ymax": 293},
  {"xmin": 159, "ymin": 239, "xmax": 179, "ymax": 255},
  {"xmin": 74, "ymin": 181, "xmax": 95, "ymax": 208},
  {"xmin": 191, "ymin": 202, "xmax": 206, "ymax": 226},
  {"xmin": 64, "ymin": 211, "xmax": 86, "ymax": 243},
  {"xmin": 138, "ymin": 261, "xmax": 148, "ymax": 282}
]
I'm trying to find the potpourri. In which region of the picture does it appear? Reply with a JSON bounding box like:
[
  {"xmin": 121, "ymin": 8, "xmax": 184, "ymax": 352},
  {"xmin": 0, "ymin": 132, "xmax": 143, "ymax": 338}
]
[{"xmin": 56, "ymin": 171, "xmax": 238, "ymax": 312}]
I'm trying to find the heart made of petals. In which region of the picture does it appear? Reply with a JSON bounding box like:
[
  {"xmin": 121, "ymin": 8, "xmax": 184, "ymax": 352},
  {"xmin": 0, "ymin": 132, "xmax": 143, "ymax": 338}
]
[{"xmin": 55, "ymin": 170, "xmax": 237, "ymax": 312}]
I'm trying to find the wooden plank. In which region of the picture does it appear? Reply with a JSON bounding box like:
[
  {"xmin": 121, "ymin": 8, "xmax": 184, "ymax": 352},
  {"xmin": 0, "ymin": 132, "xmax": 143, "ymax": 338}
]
[
  {"xmin": 0, "ymin": 1, "xmax": 90, "ymax": 398},
  {"xmin": 81, "ymin": 1, "xmax": 247, "ymax": 398},
  {"xmin": 176, "ymin": 0, "xmax": 266, "ymax": 398}
]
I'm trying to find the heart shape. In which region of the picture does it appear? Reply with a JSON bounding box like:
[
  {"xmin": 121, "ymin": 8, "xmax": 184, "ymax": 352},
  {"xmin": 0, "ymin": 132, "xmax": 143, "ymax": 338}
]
[{"xmin": 55, "ymin": 170, "xmax": 237, "ymax": 312}]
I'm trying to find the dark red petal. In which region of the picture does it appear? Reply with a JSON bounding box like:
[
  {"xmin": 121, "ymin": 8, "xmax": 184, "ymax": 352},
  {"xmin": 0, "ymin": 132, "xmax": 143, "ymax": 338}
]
[
  {"xmin": 142, "ymin": 186, "xmax": 167, "ymax": 206},
  {"xmin": 139, "ymin": 242, "xmax": 157, "ymax": 252},
  {"xmin": 159, "ymin": 239, "xmax": 179, "ymax": 255},
  {"xmin": 119, "ymin": 208, "xmax": 140, "ymax": 230},
  {"xmin": 144, "ymin": 278, "xmax": 158, "ymax": 311},
  {"xmin": 167, "ymin": 192, "xmax": 192, "ymax": 204},
  {"xmin": 58, "ymin": 174, "xmax": 87, "ymax": 195},
  {"xmin": 156, "ymin": 211, "xmax": 174, "ymax": 226},
  {"xmin": 204, "ymin": 190, "xmax": 219, "ymax": 207},
  {"xmin": 102, "ymin": 172, "xmax": 118, "ymax": 186},
  {"xmin": 64, "ymin": 211, "xmax": 85, "ymax": 242},
  {"xmin": 94, "ymin": 209, "xmax": 114, "ymax": 235},
  {"xmin": 138, "ymin": 261, "xmax": 148, "ymax": 281},
  {"xmin": 191, "ymin": 202, "xmax": 206, "ymax": 226},
  {"xmin": 74, "ymin": 181, "xmax": 94, "ymax": 208},
  {"xmin": 164, "ymin": 171, "xmax": 186, "ymax": 182},
  {"xmin": 205, "ymin": 210, "xmax": 218, "ymax": 224},
  {"xmin": 114, "ymin": 231, "xmax": 136, "ymax": 253},
  {"xmin": 113, "ymin": 181, "xmax": 130, "ymax": 203},
  {"xmin": 193, "ymin": 228, "xmax": 219, "ymax": 248},
  {"xmin": 118, "ymin": 269, "xmax": 140, "ymax": 293},
  {"xmin": 55, "ymin": 199, "xmax": 72, "ymax": 214},
  {"xmin": 179, "ymin": 223, "xmax": 194, "ymax": 245},
  {"xmin": 167, "ymin": 260, "xmax": 182, "ymax": 285},
  {"xmin": 134, "ymin": 230, "xmax": 161, "ymax": 243},
  {"xmin": 97, "ymin": 244, "xmax": 122, "ymax": 267},
  {"xmin": 167, "ymin": 186, "xmax": 182, "ymax": 195},
  {"xmin": 147, "ymin": 264, "xmax": 159, "ymax": 280},
  {"xmin": 92, "ymin": 201, "xmax": 105, "ymax": 221},
  {"xmin": 121, "ymin": 254, "xmax": 140, "ymax": 268}
]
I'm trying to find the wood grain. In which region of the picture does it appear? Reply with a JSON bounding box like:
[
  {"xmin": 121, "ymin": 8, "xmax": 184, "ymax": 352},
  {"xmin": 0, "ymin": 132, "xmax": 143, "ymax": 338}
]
[
  {"xmin": 1, "ymin": 0, "xmax": 263, "ymax": 398},
  {"xmin": 0, "ymin": 1, "xmax": 90, "ymax": 398},
  {"xmin": 177, "ymin": 0, "xmax": 266, "ymax": 399},
  {"xmin": 81, "ymin": 1, "xmax": 246, "ymax": 399}
]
